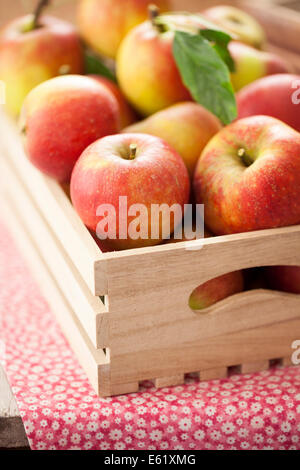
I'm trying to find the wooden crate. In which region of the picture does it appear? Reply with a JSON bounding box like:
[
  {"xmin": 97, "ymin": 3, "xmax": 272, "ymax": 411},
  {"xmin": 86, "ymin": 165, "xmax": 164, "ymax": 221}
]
[
  {"xmin": 1, "ymin": 109, "xmax": 299, "ymax": 396},
  {"xmin": 1, "ymin": 1, "xmax": 300, "ymax": 396}
]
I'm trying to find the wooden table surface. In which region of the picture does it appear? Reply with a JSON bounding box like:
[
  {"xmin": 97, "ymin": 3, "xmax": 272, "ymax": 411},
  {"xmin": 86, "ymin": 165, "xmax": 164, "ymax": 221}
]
[{"xmin": 0, "ymin": 364, "xmax": 29, "ymax": 449}]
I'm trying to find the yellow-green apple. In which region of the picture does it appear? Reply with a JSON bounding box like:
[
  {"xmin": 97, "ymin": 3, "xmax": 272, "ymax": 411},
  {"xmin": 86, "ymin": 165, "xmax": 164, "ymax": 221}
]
[
  {"xmin": 116, "ymin": 10, "xmax": 192, "ymax": 116},
  {"xmin": 123, "ymin": 102, "xmax": 222, "ymax": 176},
  {"xmin": 229, "ymin": 41, "xmax": 291, "ymax": 91},
  {"xmin": 193, "ymin": 115, "xmax": 300, "ymax": 235},
  {"xmin": 89, "ymin": 75, "xmax": 137, "ymax": 129},
  {"xmin": 264, "ymin": 266, "xmax": 300, "ymax": 294},
  {"xmin": 77, "ymin": 0, "xmax": 170, "ymax": 59},
  {"xmin": 70, "ymin": 133, "xmax": 190, "ymax": 251},
  {"xmin": 0, "ymin": 12, "xmax": 83, "ymax": 116},
  {"xmin": 202, "ymin": 5, "xmax": 266, "ymax": 49},
  {"xmin": 237, "ymin": 74, "xmax": 300, "ymax": 132},
  {"xmin": 20, "ymin": 75, "xmax": 120, "ymax": 183},
  {"xmin": 189, "ymin": 270, "xmax": 244, "ymax": 310}
]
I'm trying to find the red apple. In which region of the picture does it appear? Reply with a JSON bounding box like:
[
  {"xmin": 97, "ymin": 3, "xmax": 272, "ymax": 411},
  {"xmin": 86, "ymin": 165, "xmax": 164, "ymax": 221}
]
[
  {"xmin": 70, "ymin": 133, "xmax": 190, "ymax": 251},
  {"xmin": 237, "ymin": 74, "xmax": 300, "ymax": 132},
  {"xmin": 264, "ymin": 266, "xmax": 300, "ymax": 294},
  {"xmin": 193, "ymin": 115, "xmax": 300, "ymax": 235},
  {"xmin": 89, "ymin": 75, "xmax": 137, "ymax": 129},
  {"xmin": 0, "ymin": 14, "xmax": 83, "ymax": 116},
  {"xmin": 20, "ymin": 75, "xmax": 120, "ymax": 183}
]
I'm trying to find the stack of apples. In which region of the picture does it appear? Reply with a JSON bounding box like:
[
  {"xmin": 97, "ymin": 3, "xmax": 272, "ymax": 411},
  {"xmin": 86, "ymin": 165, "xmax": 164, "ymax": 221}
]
[{"xmin": 1, "ymin": 0, "xmax": 300, "ymax": 309}]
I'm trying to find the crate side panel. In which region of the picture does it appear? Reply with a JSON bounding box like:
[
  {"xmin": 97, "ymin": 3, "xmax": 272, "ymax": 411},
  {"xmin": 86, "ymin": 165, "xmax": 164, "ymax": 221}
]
[
  {"xmin": 108, "ymin": 289, "xmax": 300, "ymax": 356},
  {"xmin": 2, "ymin": 195, "xmax": 109, "ymax": 396},
  {"xmin": 109, "ymin": 318, "xmax": 300, "ymax": 385},
  {"xmin": 1, "ymin": 155, "xmax": 109, "ymax": 349}
]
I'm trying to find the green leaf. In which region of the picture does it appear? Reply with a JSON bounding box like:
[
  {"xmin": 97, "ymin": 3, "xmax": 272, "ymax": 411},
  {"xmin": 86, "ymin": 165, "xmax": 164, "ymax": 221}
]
[
  {"xmin": 201, "ymin": 29, "xmax": 235, "ymax": 73},
  {"xmin": 173, "ymin": 31, "xmax": 237, "ymax": 125},
  {"xmin": 84, "ymin": 52, "xmax": 116, "ymax": 83}
]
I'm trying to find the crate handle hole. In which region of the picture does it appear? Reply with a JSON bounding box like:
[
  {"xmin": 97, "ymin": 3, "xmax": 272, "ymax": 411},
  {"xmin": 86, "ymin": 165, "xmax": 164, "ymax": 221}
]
[{"xmin": 189, "ymin": 270, "xmax": 244, "ymax": 313}]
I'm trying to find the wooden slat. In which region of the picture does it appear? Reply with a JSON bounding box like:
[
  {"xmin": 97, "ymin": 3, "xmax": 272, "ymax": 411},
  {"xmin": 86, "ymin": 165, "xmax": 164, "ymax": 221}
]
[
  {"xmin": 155, "ymin": 375, "xmax": 185, "ymax": 388},
  {"xmin": 200, "ymin": 367, "xmax": 228, "ymax": 381},
  {"xmin": 241, "ymin": 360, "xmax": 269, "ymax": 374},
  {"xmin": 109, "ymin": 318, "xmax": 300, "ymax": 385},
  {"xmin": 0, "ymin": 155, "xmax": 109, "ymax": 349},
  {"xmin": 1, "ymin": 196, "xmax": 110, "ymax": 397},
  {"xmin": 110, "ymin": 382, "xmax": 139, "ymax": 396}
]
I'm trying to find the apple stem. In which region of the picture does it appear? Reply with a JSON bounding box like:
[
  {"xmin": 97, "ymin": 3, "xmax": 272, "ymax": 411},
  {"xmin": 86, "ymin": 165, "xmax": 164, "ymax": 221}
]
[
  {"xmin": 129, "ymin": 144, "xmax": 137, "ymax": 160},
  {"xmin": 32, "ymin": 0, "xmax": 51, "ymax": 29},
  {"xmin": 148, "ymin": 4, "xmax": 160, "ymax": 22},
  {"xmin": 238, "ymin": 148, "xmax": 252, "ymax": 167},
  {"xmin": 148, "ymin": 4, "xmax": 165, "ymax": 32}
]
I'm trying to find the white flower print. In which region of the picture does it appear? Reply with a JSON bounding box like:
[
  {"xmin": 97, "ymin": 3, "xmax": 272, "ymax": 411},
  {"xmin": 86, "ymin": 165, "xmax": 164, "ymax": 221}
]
[
  {"xmin": 221, "ymin": 423, "xmax": 236, "ymax": 435},
  {"xmin": 100, "ymin": 420, "xmax": 110, "ymax": 429},
  {"xmin": 225, "ymin": 405, "xmax": 237, "ymax": 415},
  {"xmin": 251, "ymin": 403, "xmax": 262, "ymax": 413},
  {"xmin": 135, "ymin": 429, "xmax": 146, "ymax": 439},
  {"xmin": 36, "ymin": 442, "xmax": 46, "ymax": 450},
  {"xmin": 109, "ymin": 429, "xmax": 123, "ymax": 441},
  {"xmin": 115, "ymin": 442, "xmax": 126, "ymax": 450},
  {"xmin": 210, "ymin": 430, "xmax": 221, "ymax": 441},
  {"xmin": 238, "ymin": 428, "xmax": 249, "ymax": 438},
  {"xmin": 150, "ymin": 430, "xmax": 163, "ymax": 442},
  {"xmin": 253, "ymin": 434, "xmax": 264, "ymax": 444},
  {"xmin": 71, "ymin": 433, "xmax": 81, "ymax": 444},
  {"xmin": 251, "ymin": 416, "xmax": 264, "ymax": 429},
  {"xmin": 205, "ymin": 406, "xmax": 216, "ymax": 416},
  {"xmin": 241, "ymin": 442, "xmax": 250, "ymax": 449},
  {"xmin": 179, "ymin": 418, "xmax": 192, "ymax": 431},
  {"xmin": 23, "ymin": 420, "xmax": 34, "ymax": 434},
  {"xmin": 62, "ymin": 412, "xmax": 76, "ymax": 425},
  {"xmin": 194, "ymin": 430, "xmax": 205, "ymax": 441},
  {"xmin": 87, "ymin": 422, "xmax": 99, "ymax": 432}
]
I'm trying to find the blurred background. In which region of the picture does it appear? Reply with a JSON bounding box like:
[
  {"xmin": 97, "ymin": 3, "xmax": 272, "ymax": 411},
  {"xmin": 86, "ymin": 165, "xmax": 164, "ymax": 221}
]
[
  {"xmin": 1, "ymin": 0, "xmax": 300, "ymax": 26},
  {"xmin": 1, "ymin": 0, "xmax": 299, "ymax": 65}
]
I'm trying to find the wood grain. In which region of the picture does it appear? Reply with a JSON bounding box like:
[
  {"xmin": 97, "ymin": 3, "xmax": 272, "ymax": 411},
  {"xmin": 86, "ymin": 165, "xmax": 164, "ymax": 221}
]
[
  {"xmin": 241, "ymin": 360, "xmax": 269, "ymax": 374},
  {"xmin": 0, "ymin": 155, "xmax": 109, "ymax": 349},
  {"xmin": 1, "ymin": 196, "xmax": 110, "ymax": 397}
]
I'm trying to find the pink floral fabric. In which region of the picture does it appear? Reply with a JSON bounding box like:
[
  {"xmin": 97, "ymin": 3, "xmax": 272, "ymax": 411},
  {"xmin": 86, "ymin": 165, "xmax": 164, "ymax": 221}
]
[{"xmin": 0, "ymin": 219, "xmax": 299, "ymax": 450}]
